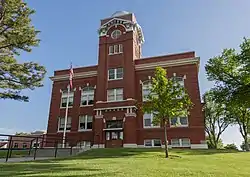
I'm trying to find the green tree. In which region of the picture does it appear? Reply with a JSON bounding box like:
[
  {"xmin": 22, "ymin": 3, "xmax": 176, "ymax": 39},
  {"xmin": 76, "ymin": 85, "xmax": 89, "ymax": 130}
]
[
  {"xmin": 206, "ymin": 136, "xmax": 224, "ymax": 149},
  {"xmin": 203, "ymin": 91, "xmax": 232, "ymax": 149},
  {"xmin": 141, "ymin": 67, "xmax": 192, "ymax": 158},
  {"xmin": 0, "ymin": 0, "xmax": 46, "ymax": 102},
  {"xmin": 240, "ymin": 137, "xmax": 250, "ymax": 151},
  {"xmin": 205, "ymin": 38, "xmax": 250, "ymax": 151},
  {"xmin": 224, "ymin": 143, "xmax": 238, "ymax": 150}
]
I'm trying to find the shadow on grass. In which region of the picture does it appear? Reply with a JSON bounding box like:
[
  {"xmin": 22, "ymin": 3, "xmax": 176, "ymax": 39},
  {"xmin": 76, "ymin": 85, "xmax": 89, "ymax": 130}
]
[{"xmin": 0, "ymin": 162, "xmax": 112, "ymax": 177}]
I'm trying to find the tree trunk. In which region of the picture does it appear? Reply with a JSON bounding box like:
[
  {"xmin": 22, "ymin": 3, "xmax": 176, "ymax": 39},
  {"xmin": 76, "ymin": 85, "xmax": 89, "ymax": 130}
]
[
  {"xmin": 244, "ymin": 137, "xmax": 249, "ymax": 151},
  {"xmin": 164, "ymin": 120, "xmax": 169, "ymax": 158}
]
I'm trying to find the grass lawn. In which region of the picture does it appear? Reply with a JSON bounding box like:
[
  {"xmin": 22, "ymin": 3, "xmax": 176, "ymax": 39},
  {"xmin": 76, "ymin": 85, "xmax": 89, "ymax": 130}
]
[
  {"xmin": 0, "ymin": 149, "xmax": 29, "ymax": 158},
  {"xmin": 0, "ymin": 148, "xmax": 250, "ymax": 177}
]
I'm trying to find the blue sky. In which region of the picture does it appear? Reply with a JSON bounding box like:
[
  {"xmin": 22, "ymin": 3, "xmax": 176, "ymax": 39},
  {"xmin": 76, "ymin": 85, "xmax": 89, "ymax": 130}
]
[{"xmin": 0, "ymin": 0, "xmax": 249, "ymax": 147}]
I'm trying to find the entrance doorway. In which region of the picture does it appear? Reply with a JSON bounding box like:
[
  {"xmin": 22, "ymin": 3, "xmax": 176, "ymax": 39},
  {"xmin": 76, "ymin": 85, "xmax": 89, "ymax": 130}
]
[{"xmin": 104, "ymin": 120, "xmax": 123, "ymax": 148}]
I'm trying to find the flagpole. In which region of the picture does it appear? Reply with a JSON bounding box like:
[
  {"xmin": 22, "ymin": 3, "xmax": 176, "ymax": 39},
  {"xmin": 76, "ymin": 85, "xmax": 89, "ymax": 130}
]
[{"xmin": 62, "ymin": 84, "xmax": 70, "ymax": 148}]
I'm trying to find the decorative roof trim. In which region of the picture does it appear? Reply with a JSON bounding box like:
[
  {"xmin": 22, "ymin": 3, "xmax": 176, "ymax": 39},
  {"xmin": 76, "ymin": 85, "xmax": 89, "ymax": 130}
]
[
  {"xmin": 135, "ymin": 57, "xmax": 200, "ymax": 71},
  {"xmin": 50, "ymin": 71, "xmax": 97, "ymax": 81},
  {"xmin": 98, "ymin": 17, "xmax": 144, "ymax": 44}
]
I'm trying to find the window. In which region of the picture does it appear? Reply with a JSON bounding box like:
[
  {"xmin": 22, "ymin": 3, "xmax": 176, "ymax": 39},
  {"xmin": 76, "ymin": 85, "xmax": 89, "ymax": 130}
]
[
  {"xmin": 109, "ymin": 44, "xmax": 123, "ymax": 55},
  {"xmin": 58, "ymin": 117, "xmax": 72, "ymax": 132},
  {"xmin": 81, "ymin": 87, "xmax": 94, "ymax": 106},
  {"xmin": 170, "ymin": 116, "xmax": 188, "ymax": 127},
  {"xmin": 106, "ymin": 131, "xmax": 123, "ymax": 140},
  {"xmin": 33, "ymin": 142, "xmax": 40, "ymax": 148},
  {"xmin": 172, "ymin": 76, "xmax": 185, "ymax": 99},
  {"xmin": 23, "ymin": 143, "xmax": 27, "ymax": 149},
  {"xmin": 143, "ymin": 113, "xmax": 160, "ymax": 128},
  {"xmin": 61, "ymin": 91, "xmax": 74, "ymax": 108},
  {"xmin": 106, "ymin": 120, "xmax": 123, "ymax": 129},
  {"xmin": 107, "ymin": 88, "xmax": 123, "ymax": 102},
  {"xmin": 77, "ymin": 141, "xmax": 91, "ymax": 148},
  {"xmin": 142, "ymin": 81, "xmax": 152, "ymax": 101},
  {"xmin": 111, "ymin": 30, "xmax": 122, "ymax": 39},
  {"xmin": 144, "ymin": 139, "xmax": 161, "ymax": 147},
  {"xmin": 14, "ymin": 143, "xmax": 18, "ymax": 148},
  {"xmin": 171, "ymin": 138, "xmax": 190, "ymax": 147},
  {"xmin": 108, "ymin": 68, "xmax": 123, "ymax": 80},
  {"xmin": 79, "ymin": 115, "xmax": 93, "ymax": 131}
]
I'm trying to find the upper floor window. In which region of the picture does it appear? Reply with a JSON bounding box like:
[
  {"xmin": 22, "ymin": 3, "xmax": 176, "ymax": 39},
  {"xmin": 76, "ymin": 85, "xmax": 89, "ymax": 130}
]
[
  {"xmin": 79, "ymin": 115, "xmax": 93, "ymax": 131},
  {"xmin": 143, "ymin": 112, "xmax": 160, "ymax": 128},
  {"xmin": 170, "ymin": 116, "xmax": 188, "ymax": 127},
  {"xmin": 111, "ymin": 30, "xmax": 122, "ymax": 39},
  {"xmin": 142, "ymin": 80, "xmax": 152, "ymax": 101},
  {"xmin": 109, "ymin": 44, "xmax": 123, "ymax": 55},
  {"xmin": 61, "ymin": 91, "xmax": 74, "ymax": 108},
  {"xmin": 108, "ymin": 68, "xmax": 123, "ymax": 80},
  {"xmin": 81, "ymin": 87, "xmax": 94, "ymax": 106},
  {"xmin": 107, "ymin": 88, "xmax": 123, "ymax": 102},
  {"xmin": 172, "ymin": 76, "xmax": 184, "ymax": 87},
  {"xmin": 58, "ymin": 117, "xmax": 71, "ymax": 132}
]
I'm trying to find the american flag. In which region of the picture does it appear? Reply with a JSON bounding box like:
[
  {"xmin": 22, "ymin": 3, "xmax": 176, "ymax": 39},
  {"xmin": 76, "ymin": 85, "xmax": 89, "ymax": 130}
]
[{"xmin": 69, "ymin": 63, "xmax": 74, "ymax": 89}]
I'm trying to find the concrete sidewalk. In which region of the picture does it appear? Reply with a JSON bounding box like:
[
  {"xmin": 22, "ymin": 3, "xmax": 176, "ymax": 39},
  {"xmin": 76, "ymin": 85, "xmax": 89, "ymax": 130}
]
[{"xmin": 0, "ymin": 157, "xmax": 52, "ymax": 163}]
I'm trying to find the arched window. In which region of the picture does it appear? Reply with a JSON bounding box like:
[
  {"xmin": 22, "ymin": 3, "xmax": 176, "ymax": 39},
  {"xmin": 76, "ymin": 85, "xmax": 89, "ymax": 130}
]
[
  {"xmin": 81, "ymin": 86, "xmax": 94, "ymax": 106},
  {"xmin": 111, "ymin": 30, "xmax": 122, "ymax": 39},
  {"xmin": 142, "ymin": 80, "xmax": 152, "ymax": 101}
]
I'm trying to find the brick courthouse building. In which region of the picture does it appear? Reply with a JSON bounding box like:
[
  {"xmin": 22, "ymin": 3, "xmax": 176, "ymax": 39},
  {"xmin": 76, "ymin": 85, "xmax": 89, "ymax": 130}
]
[{"xmin": 46, "ymin": 11, "xmax": 207, "ymax": 149}]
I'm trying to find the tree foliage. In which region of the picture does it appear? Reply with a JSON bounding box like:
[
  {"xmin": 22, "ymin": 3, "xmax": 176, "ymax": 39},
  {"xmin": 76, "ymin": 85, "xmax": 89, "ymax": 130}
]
[
  {"xmin": 203, "ymin": 91, "xmax": 232, "ymax": 149},
  {"xmin": 224, "ymin": 143, "xmax": 238, "ymax": 150},
  {"xmin": 205, "ymin": 38, "xmax": 250, "ymax": 151},
  {"xmin": 240, "ymin": 137, "xmax": 250, "ymax": 151},
  {"xmin": 141, "ymin": 67, "xmax": 193, "ymax": 158},
  {"xmin": 206, "ymin": 136, "xmax": 224, "ymax": 149},
  {"xmin": 0, "ymin": 0, "xmax": 46, "ymax": 102}
]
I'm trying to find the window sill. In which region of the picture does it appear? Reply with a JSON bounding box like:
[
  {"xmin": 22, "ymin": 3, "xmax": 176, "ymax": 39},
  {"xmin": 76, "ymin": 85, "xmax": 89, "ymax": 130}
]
[
  {"xmin": 78, "ymin": 129, "xmax": 92, "ymax": 132},
  {"xmin": 108, "ymin": 78, "xmax": 123, "ymax": 81},
  {"xmin": 144, "ymin": 126, "xmax": 161, "ymax": 129},
  {"xmin": 80, "ymin": 105, "xmax": 94, "ymax": 107},
  {"xmin": 108, "ymin": 52, "xmax": 123, "ymax": 56},
  {"xmin": 60, "ymin": 106, "xmax": 73, "ymax": 109},
  {"xmin": 57, "ymin": 130, "xmax": 71, "ymax": 133},
  {"xmin": 170, "ymin": 125, "xmax": 188, "ymax": 128}
]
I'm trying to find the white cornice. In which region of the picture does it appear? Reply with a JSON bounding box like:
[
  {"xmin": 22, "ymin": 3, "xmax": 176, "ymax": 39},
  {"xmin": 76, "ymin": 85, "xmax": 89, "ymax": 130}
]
[
  {"xmin": 135, "ymin": 57, "xmax": 200, "ymax": 71},
  {"xmin": 50, "ymin": 71, "xmax": 97, "ymax": 81},
  {"xmin": 94, "ymin": 105, "xmax": 136, "ymax": 111}
]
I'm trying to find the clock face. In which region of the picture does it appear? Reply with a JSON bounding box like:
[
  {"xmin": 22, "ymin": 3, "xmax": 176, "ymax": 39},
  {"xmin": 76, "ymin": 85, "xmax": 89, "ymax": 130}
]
[{"xmin": 111, "ymin": 30, "xmax": 122, "ymax": 39}]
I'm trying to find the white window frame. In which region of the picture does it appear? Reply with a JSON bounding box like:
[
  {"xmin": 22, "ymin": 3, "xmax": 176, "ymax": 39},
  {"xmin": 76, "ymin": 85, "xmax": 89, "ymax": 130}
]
[
  {"xmin": 144, "ymin": 139, "xmax": 162, "ymax": 147},
  {"xmin": 111, "ymin": 30, "xmax": 122, "ymax": 39},
  {"xmin": 169, "ymin": 116, "xmax": 188, "ymax": 127},
  {"xmin": 58, "ymin": 117, "xmax": 71, "ymax": 132},
  {"xmin": 76, "ymin": 141, "xmax": 91, "ymax": 148},
  {"xmin": 172, "ymin": 76, "xmax": 185, "ymax": 99},
  {"xmin": 143, "ymin": 112, "xmax": 160, "ymax": 128},
  {"xmin": 108, "ymin": 44, "xmax": 123, "ymax": 55},
  {"xmin": 79, "ymin": 115, "xmax": 93, "ymax": 131},
  {"xmin": 142, "ymin": 81, "xmax": 152, "ymax": 101},
  {"xmin": 107, "ymin": 88, "xmax": 123, "ymax": 102},
  {"xmin": 81, "ymin": 87, "xmax": 94, "ymax": 106},
  {"xmin": 108, "ymin": 68, "xmax": 123, "ymax": 80},
  {"xmin": 171, "ymin": 138, "xmax": 191, "ymax": 147},
  {"xmin": 60, "ymin": 92, "xmax": 74, "ymax": 108}
]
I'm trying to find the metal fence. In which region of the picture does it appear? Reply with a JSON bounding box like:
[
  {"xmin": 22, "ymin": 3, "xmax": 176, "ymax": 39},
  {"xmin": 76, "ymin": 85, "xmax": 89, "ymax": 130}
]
[{"xmin": 0, "ymin": 134, "xmax": 90, "ymax": 162}]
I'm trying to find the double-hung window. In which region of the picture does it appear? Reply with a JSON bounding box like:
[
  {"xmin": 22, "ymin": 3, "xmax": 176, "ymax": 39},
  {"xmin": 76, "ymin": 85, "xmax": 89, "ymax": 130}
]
[
  {"xmin": 143, "ymin": 112, "xmax": 160, "ymax": 128},
  {"xmin": 108, "ymin": 68, "xmax": 123, "ymax": 80},
  {"xmin": 58, "ymin": 117, "xmax": 71, "ymax": 132},
  {"xmin": 171, "ymin": 138, "xmax": 190, "ymax": 147},
  {"xmin": 79, "ymin": 115, "xmax": 93, "ymax": 131},
  {"xmin": 142, "ymin": 81, "xmax": 152, "ymax": 101},
  {"xmin": 144, "ymin": 139, "xmax": 161, "ymax": 147},
  {"xmin": 61, "ymin": 91, "xmax": 74, "ymax": 108},
  {"xmin": 81, "ymin": 87, "xmax": 94, "ymax": 106},
  {"xmin": 170, "ymin": 115, "xmax": 188, "ymax": 127},
  {"xmin": 107, "ymin": 88, "xmax": 123, "ymax": 102}
]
